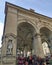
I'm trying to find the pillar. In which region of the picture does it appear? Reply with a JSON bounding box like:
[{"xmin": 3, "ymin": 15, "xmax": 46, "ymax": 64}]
[
  {"xmin": 49, "ymin": 33, "xmax": 52, "ymax": 54},
  {"xmin": 1, "ymin": 34, "xmax": 17, "ymax": 65},
  {"xmin": 33, "ymin": 33, "xmax": 45, "ymax": 58}
]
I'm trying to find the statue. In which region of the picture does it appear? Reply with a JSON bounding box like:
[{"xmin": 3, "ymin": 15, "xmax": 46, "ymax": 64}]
[{"xmin": 7, "ymin": 40, "xmax": 13, "ymax": 55}]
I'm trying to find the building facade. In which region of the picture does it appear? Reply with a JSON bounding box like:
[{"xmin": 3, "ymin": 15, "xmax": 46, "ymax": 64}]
[{"xmin": 0, "ymin": 2, "xmax": 52, "ymax": 65}]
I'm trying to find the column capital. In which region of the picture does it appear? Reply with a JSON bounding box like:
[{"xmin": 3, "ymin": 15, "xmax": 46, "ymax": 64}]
[
  {"xmin": 35, "ymin": 33, "xmax": 41, "ymax": 36},
  {"xmin": 33, "ymin": 33, "xmax": 41, "ymax": 38}
]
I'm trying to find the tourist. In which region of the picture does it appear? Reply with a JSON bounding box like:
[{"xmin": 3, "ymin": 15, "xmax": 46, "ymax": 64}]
[
  {"xmin": 32, "ymin": 55, "xmax": 39, "ymax": 65},
  {"xmin": 28, "ymin": 55, "xmax": 33, "ymax": 65}
]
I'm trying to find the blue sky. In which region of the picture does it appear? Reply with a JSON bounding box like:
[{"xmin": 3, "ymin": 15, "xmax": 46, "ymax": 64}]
[{"xmin": 0, "ymin": 0, "xmax": 52, "ymax": 47}]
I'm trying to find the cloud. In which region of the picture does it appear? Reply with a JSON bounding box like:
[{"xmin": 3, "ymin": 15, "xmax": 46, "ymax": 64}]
[{"xmin": 0, "ymin": 22, "xmax": 4, "ymax": 47}]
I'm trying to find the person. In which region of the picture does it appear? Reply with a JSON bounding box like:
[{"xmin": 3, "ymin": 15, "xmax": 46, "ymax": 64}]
[
  {"xmin": 32, "ymin": 55, "xmax": 39, "ymax": 65},
  {"xmin": 25, "ymin": 57, "xmax": 28, "ymax": 65},
  {"xmin": 37, "ymin": 56, "xmax": 43, "ymax": 65},
  {"xmin": 18, "ymin": 56, "xmax": 24, "ymax": 65},
  {"xmin": 25, "ymin": 61, "xmax": 28, "ymax": 65},
  {"xmin": 28, "ymin": 55, "xmax": 33, "ymax": 65}
]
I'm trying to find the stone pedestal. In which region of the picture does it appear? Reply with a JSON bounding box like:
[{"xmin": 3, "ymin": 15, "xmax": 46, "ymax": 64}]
[{"xmin": 2, "ymin": 56, "xmax": 16, "ymax": 65}]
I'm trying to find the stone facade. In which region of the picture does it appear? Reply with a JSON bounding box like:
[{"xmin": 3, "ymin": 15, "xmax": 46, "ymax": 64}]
[{"xmin": 0, "ymin": 2, "xmax": 52, "ymax": 65}]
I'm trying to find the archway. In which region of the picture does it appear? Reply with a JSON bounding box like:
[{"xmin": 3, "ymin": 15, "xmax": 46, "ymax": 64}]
[
  {"xmin": 40, "ymin": 27, "xmax": 52, "ymax": 57},
  {"xmin": 17, "ymin": 22, "xmax": 36, "ymax": 57},
  {"xmin": 42, "ymin": 42, "xmax": 50, "ymax": 56}
]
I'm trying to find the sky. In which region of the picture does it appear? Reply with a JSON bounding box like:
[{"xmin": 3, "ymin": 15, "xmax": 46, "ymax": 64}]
[{"xmin": 0, "ymin": 0, "xmax": 52, "ymax": 47}]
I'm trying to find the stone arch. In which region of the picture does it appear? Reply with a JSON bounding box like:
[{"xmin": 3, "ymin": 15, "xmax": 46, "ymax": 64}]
[
  {"xmin": 39, "ymin": 21, "xmax": 52, "ymax": 31},
  {"xmin": 17, "ymin": 22, "xmax": 37, "ymax": 57},
  {"xmin": 40, "ymin": 27, "xmax": 52, "ymax": 56},
  {"xmin": 17, "ymin": 19, "xmax": 38, "ymax": 33}
]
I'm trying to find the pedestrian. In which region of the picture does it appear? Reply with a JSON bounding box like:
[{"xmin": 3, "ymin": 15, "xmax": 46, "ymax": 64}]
[{"xmin": 28, "ymin": 55, "xmax": 33, "ymax": 65}]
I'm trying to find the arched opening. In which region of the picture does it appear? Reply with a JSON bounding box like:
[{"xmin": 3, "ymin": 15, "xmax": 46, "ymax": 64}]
[
  {"xmin": 42, "ymin": 42, "xmax": 50, "ymax": 56},
  {"xmin": 40, "ymin": 27, "xmax": 52, "ymax": 57},
  {"xmin": 17, "ymin": 22, "xmax": 36, "ymax": 57}
]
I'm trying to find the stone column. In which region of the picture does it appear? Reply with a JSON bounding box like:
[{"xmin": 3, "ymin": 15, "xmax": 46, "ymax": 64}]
[
  {"xmin": 49, "ymin": 33, "xmax": 52, "ymax": 54},
  {"xmin": 48, "ymin": 43, "xmax": 52, "ymax": 55},
  {"xmin": 33, "ymin": 33, "xmax": 44, "ymax": 58}
]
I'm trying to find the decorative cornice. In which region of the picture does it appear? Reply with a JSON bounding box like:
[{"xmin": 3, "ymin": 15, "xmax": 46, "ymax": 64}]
[
  {"xmin": 2, "ymin": 55, "xmax": 16, "ymax": 58},
  {"xmin": 5, "ymin": 2, "xmax": 52, "ymax": 21}
]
